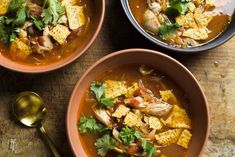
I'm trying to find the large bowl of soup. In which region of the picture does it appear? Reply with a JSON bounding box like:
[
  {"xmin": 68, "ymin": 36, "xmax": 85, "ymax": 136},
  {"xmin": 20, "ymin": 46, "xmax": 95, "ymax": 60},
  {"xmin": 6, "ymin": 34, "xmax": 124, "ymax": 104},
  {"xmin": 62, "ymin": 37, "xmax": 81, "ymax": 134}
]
[
  {"xmin": 67, "ymin": 49, "xmax": 209, "ymax": 157},
  {"xmin": 121, "ymin": 0, "xmax": 235, "ymax": 53},
  {"xmin": 0, "ymin": 0, "xmax": 105, "ymax": 73}
]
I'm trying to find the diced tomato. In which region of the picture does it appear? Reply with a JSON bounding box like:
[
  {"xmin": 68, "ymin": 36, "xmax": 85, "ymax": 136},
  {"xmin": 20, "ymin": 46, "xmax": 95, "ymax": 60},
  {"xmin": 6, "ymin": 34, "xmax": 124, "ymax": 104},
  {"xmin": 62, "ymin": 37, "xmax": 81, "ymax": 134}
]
[
  {"xmin": 127, "ymin": 145, "xmax": 139, "ymax": 155},
  {"xmin": 131, "ymin": 98, "xmax": 140, "ymax": 108}
]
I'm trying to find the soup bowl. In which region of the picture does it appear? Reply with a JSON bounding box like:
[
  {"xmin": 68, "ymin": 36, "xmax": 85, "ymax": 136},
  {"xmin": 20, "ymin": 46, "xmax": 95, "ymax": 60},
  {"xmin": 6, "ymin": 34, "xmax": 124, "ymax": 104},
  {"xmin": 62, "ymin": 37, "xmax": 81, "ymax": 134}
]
[
  {"xmin": 67, "ymin": 49, "xmax": 209, "ymax": 157},
  {"xmin": 121, "ymin": 0, "xmax": 235, "ymax": 54},
  {"xmin": 0, "ymin": 0, "xmax": 105, "ymax": 73}
]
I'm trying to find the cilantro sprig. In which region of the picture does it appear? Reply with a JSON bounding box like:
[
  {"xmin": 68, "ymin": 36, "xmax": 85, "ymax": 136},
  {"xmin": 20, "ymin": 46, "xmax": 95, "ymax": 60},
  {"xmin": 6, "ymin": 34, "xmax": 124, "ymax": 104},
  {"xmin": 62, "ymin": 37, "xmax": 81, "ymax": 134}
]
[
  {"xmin": 90, "ymin": 82, "xmax": 114, "ymax": 108},
  {"xmin": 78, "ymin": 116, "xmax": 105, "ymax": 134},
  {"xmin": 119, "ymin": 127, "xmax": 142, "ymax": 145},
  {"xmin": 158, "ymin": 21, "xmax": 179, "ymax": 40},
  {"xmin": 41, "ymin": 0, "xmax": 65, "ymax": 25},
  {"xmin": 0, "ymin": 0, "xmax": 28, "ymax": 43},
  {"xmin": 167, "ymin": 0, "xmax": 191, "ymax": 15},
  {"xmin": 141, "ymin": 140, "xmax": 156, "ymax": 157},
  {"xmin": 95, "ymin": 134, "xmax": 116, "ymax": 156}
]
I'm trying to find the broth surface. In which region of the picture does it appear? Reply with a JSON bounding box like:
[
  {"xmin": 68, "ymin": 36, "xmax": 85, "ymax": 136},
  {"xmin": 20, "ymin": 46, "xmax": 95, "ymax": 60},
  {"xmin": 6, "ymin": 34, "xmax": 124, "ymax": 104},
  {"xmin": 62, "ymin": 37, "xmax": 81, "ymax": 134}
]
[
  {"xmin": 0, "ymin": 0, "xmax": 92, "ymax": 65},
  {"xmin": 78, "ymin": 65, "xmax": 192, "ymax": 157},
  {"xmin": 128, "ymin": 0, "xmax": 234, "ymax": 48}
]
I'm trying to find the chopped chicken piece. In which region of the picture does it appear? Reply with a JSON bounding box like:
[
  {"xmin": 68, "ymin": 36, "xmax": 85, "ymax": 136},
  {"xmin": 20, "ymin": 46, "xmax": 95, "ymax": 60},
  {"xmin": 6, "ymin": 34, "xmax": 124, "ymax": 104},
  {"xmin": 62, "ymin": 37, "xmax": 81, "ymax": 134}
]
[
  {"xmin": 155, "ymin": 129, "xmax": 182, "ymax": 146},
  {"xmin": 124, "ymin": 112, "xmax": 143, "ymax": 127},
  {"xmin": 182, "ymin": 28, "xmax": 209, "ymax": 40},
  {"xmin": 176, "ymin": 12, "xmax": 197, "ymax": 28},
  {"xmin": 10, "ymin": 38, "xmax": 32, "ymax": 60},
  {"xmin": 144, "ymin": 116, "xmax": 163, "ymax": 130},
  {"xmin": 177, "ymin": 129, "xmax": 192, "ymax": 149},
  {"xmin": 66, "ymin": 5, "xmax": 86, "ymax": 30},
  {"xmin": 125, "ymin": 83, "xmax": 139, "ymax": 98},
  {"xmin": 148, "ymin": 2, "xmax": 162, "ymax": 14},
  {"xmin": 105, "ymin": 80, "xmax": 128, "ymax": 99},
  {"xmin": 112, "ymin": 105, "xmax": 130, "ymax": 118},
  {"xmin": 143, "ymin": 9, "xmax": 161, "ymax": 33},
  {"xmin": 0, "ymin": 0, "xmax": 11, "ymax": 15},
  {"xmin": 165, "ymin": 105, "xmax": 191, "ymax": 129},
  {"xmin": 36, "ymin": 26, "xmax": 54, "ymax": 54},
  {"xmin": 49, "ymin": 24, "xmax": 71, "ymax": 45},
  {"xmin": 159, "ymin": 90, "xmax": 178, "ymax": 104},
  {"xmin": 194, "ymin": 11, "xmax": 214, "ymax": 27}
]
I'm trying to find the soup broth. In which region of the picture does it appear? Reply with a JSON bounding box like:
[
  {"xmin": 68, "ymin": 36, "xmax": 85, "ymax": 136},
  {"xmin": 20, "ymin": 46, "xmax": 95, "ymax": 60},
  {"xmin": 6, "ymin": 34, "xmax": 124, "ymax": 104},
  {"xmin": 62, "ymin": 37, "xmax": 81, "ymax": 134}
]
[
  {"xmin": 78, "ymin": 65, "xmax": 193, "ymax": 157},
  {"xmin": 0, "ymin": 0, "xmax": 92, "ymax": 65},
  {"xmin": 128, "ymin": 0, "xmax": 234, "ymax": 48}
]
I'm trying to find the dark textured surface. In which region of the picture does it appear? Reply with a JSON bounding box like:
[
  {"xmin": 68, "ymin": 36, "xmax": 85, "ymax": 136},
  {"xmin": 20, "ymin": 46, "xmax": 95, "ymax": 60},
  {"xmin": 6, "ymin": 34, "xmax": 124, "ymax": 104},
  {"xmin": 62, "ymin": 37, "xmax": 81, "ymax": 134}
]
[{"xmin": 0, "ymin": 1, "xmax": 235, "ymax": 157}]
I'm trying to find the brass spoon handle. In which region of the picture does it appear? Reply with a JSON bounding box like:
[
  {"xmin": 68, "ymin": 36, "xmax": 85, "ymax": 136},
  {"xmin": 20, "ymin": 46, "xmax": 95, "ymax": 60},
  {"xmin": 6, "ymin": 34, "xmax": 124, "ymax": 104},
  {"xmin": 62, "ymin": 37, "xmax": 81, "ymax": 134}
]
[{"xmin": 38, "ymin": 126, "xmax": 61, "ymax": 157}]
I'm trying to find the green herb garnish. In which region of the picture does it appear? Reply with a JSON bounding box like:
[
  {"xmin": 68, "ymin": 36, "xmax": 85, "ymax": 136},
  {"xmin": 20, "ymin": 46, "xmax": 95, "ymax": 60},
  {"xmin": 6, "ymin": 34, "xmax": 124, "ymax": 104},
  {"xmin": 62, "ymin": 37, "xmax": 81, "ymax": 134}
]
[
  {"xmin": 30, "ymin": 16, "xmax": 45, "ymax": 31},
  {"xmin": 0, "ymin": 0, "xmax": 28, "ymax": 43},
  {"xmin": 78, "ymin": 116, "xmax": 105, "ymax": 134},
  {"xmin": 167, "ymin": 0, "xmax": 191, "ymax": 15},
  {"xmin": 141, "ymin": 140, "xmax": 156, "ymax": 157},
  {"xmin": 41, "ymin": 0, "xmax": 65, "ymax": 25},
  {"xmin": 95, "ymin": 134, "xmax": 116, "ymax": 156},
  {"xmin": 158, "ymin": 21, "xmax": 179, "ymax": 40},
  {"xmin": 90, "ymin": 82, "xmax": 114, "ymax": 108},
  {"xmin": 119, "ymin": 127, "xmax": 142, "ymax": 145}
]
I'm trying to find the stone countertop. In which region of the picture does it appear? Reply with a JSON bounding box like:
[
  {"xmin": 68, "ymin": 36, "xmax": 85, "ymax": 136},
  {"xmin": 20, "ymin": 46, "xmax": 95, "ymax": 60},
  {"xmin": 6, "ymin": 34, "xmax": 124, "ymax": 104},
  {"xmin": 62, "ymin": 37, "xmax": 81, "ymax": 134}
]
[{"xmin": 0, "ymin": 1, "xmax": 235, "ymax": 157}]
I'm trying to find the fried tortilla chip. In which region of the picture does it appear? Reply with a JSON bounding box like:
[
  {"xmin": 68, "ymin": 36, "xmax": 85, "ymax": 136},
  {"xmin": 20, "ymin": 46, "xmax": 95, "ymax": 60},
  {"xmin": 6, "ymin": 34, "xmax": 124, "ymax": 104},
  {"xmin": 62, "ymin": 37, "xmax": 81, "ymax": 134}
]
[
  {"xmin": 155, "ymin": 129, "xmax": 182, "ymax": 146},
  {"xmin": 49, "ymin": 24, "xmax": 71, "ymax": 45},
  {"xmin": 177, "ymin": 129, "xmax": 192, "ymax": 149},
  {"xmin": 105, "ymin": 80, "xmax": 128, "ymax": 99},
  {"xmin": 112, "ymin": 105, "xmax": 130, "ymax": 118},
  {"xmin": 165, "ymin": 105, "xmax": 191, "ymax": 129},
  {"xmin": 183, "ymin": 28, "xmax": 209, "ymax": 40}
]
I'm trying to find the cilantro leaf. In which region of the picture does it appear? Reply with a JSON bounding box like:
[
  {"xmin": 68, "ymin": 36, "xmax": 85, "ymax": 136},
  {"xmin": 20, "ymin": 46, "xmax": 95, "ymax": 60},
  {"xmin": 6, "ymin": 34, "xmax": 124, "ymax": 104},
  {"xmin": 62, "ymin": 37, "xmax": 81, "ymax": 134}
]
[
  {"xmin": 0, "ymin": 17, "xmax": 20, "ymax": 43},
  {"xmin": 119, "ymin": 127, "xmax": 142, "ymax": 145},
  {"xmin": 100, "ymin": 97, "xmax": 114, "ymax": 108},
  {"xmin": 41, "ymin": 0, "xmax": 65, "ymax": 25},
  {"xmin": 95, "ymin": 134, "xmax": 116, "ymax": 156},
  {"xmin": 158, "ymin": 21, "xmax": 179, "ymax": 40},
  {"xmin": 78, "ymin": 116, "xmax": 105, "ymax": 134},
  {"xmin": 167, "ymin": 2, "xmax": 190, "ymax": 15},
  {"xmin": 8, "ymin": 0, "xmax": 26, "ymax": 11},
  {"xmin": 90, "ymin": 82, "xmax": 106, "ymax": 101},
  {"xmin": 13, "ymin": 7, "xmax": 29, "ymax": 26},
  {"xmin": 30, "ymin": 16, "xmax": 45, "ymax": 31},
  {"xmin": 90, "ymin": 82, "xmax": 114, "ymax": 108},
  {"xmin": 141, "ymin": 140, "xmax": 156, "ymax": 157},
  {"xmin": 169, "ymin": 0, "xmax": 191, "ymax": 4}
]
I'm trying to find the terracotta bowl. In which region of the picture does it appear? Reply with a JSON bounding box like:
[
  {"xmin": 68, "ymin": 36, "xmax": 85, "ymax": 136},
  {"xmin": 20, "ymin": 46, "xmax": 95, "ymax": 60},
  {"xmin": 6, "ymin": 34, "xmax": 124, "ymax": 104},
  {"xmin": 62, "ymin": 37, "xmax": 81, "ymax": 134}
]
[
  {"xmin": 67, "ymin": 49, "xmax": 210, "ymax": 157},
  {"xmin": 0, "ymin": 0, "xmax": 105, "ymax": 73}
]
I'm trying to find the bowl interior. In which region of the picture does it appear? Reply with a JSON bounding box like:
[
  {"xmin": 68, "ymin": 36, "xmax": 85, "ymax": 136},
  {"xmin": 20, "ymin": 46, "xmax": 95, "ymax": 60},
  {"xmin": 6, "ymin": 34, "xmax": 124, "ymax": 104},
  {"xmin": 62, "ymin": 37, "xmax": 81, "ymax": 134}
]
[
  {"xmin": 67, "ymin": 49, "xmax": 209, "ymax": 157},
  {"xmin": 0, "ymin": 0, "xmax": 105, "ymax": 73},
  {"xmin": 121, "ymin": 0, "xmax": 235, "ymax": 53}
]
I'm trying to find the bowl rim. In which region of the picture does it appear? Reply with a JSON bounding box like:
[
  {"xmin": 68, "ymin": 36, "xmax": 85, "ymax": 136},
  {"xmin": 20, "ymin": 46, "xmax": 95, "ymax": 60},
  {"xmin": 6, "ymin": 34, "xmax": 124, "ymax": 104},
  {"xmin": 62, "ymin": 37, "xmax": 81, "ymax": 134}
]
[
  {"xmin": 0, "ymin": 0, "xmax": 105, "ymax": 74},
  {"xmin": 120, "ymin": 0, "xmax": 235, "ymax": 54},
  {"xmin": 66, "ymin": 48, "xmax": 210, "ymax": 157}
]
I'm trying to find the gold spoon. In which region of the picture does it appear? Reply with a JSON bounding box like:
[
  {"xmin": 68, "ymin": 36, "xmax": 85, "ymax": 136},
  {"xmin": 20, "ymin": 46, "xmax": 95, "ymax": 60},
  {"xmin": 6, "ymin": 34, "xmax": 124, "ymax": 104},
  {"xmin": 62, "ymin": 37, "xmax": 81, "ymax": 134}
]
[{"xmin": 11, "ymin": 91, "xmax": 61, "ymax": 157}]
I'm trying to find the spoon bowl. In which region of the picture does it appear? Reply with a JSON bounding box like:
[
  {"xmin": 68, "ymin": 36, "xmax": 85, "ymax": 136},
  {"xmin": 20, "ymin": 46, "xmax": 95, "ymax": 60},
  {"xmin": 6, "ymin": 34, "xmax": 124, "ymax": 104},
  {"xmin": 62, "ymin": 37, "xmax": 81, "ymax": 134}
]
[
  {"xmin": 12, "ymin": 91, "xmax": 61, "ymax": 157},
  {"xmin": 12, "ymin": 92, "xmax": 46, "ymax": 127}
]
